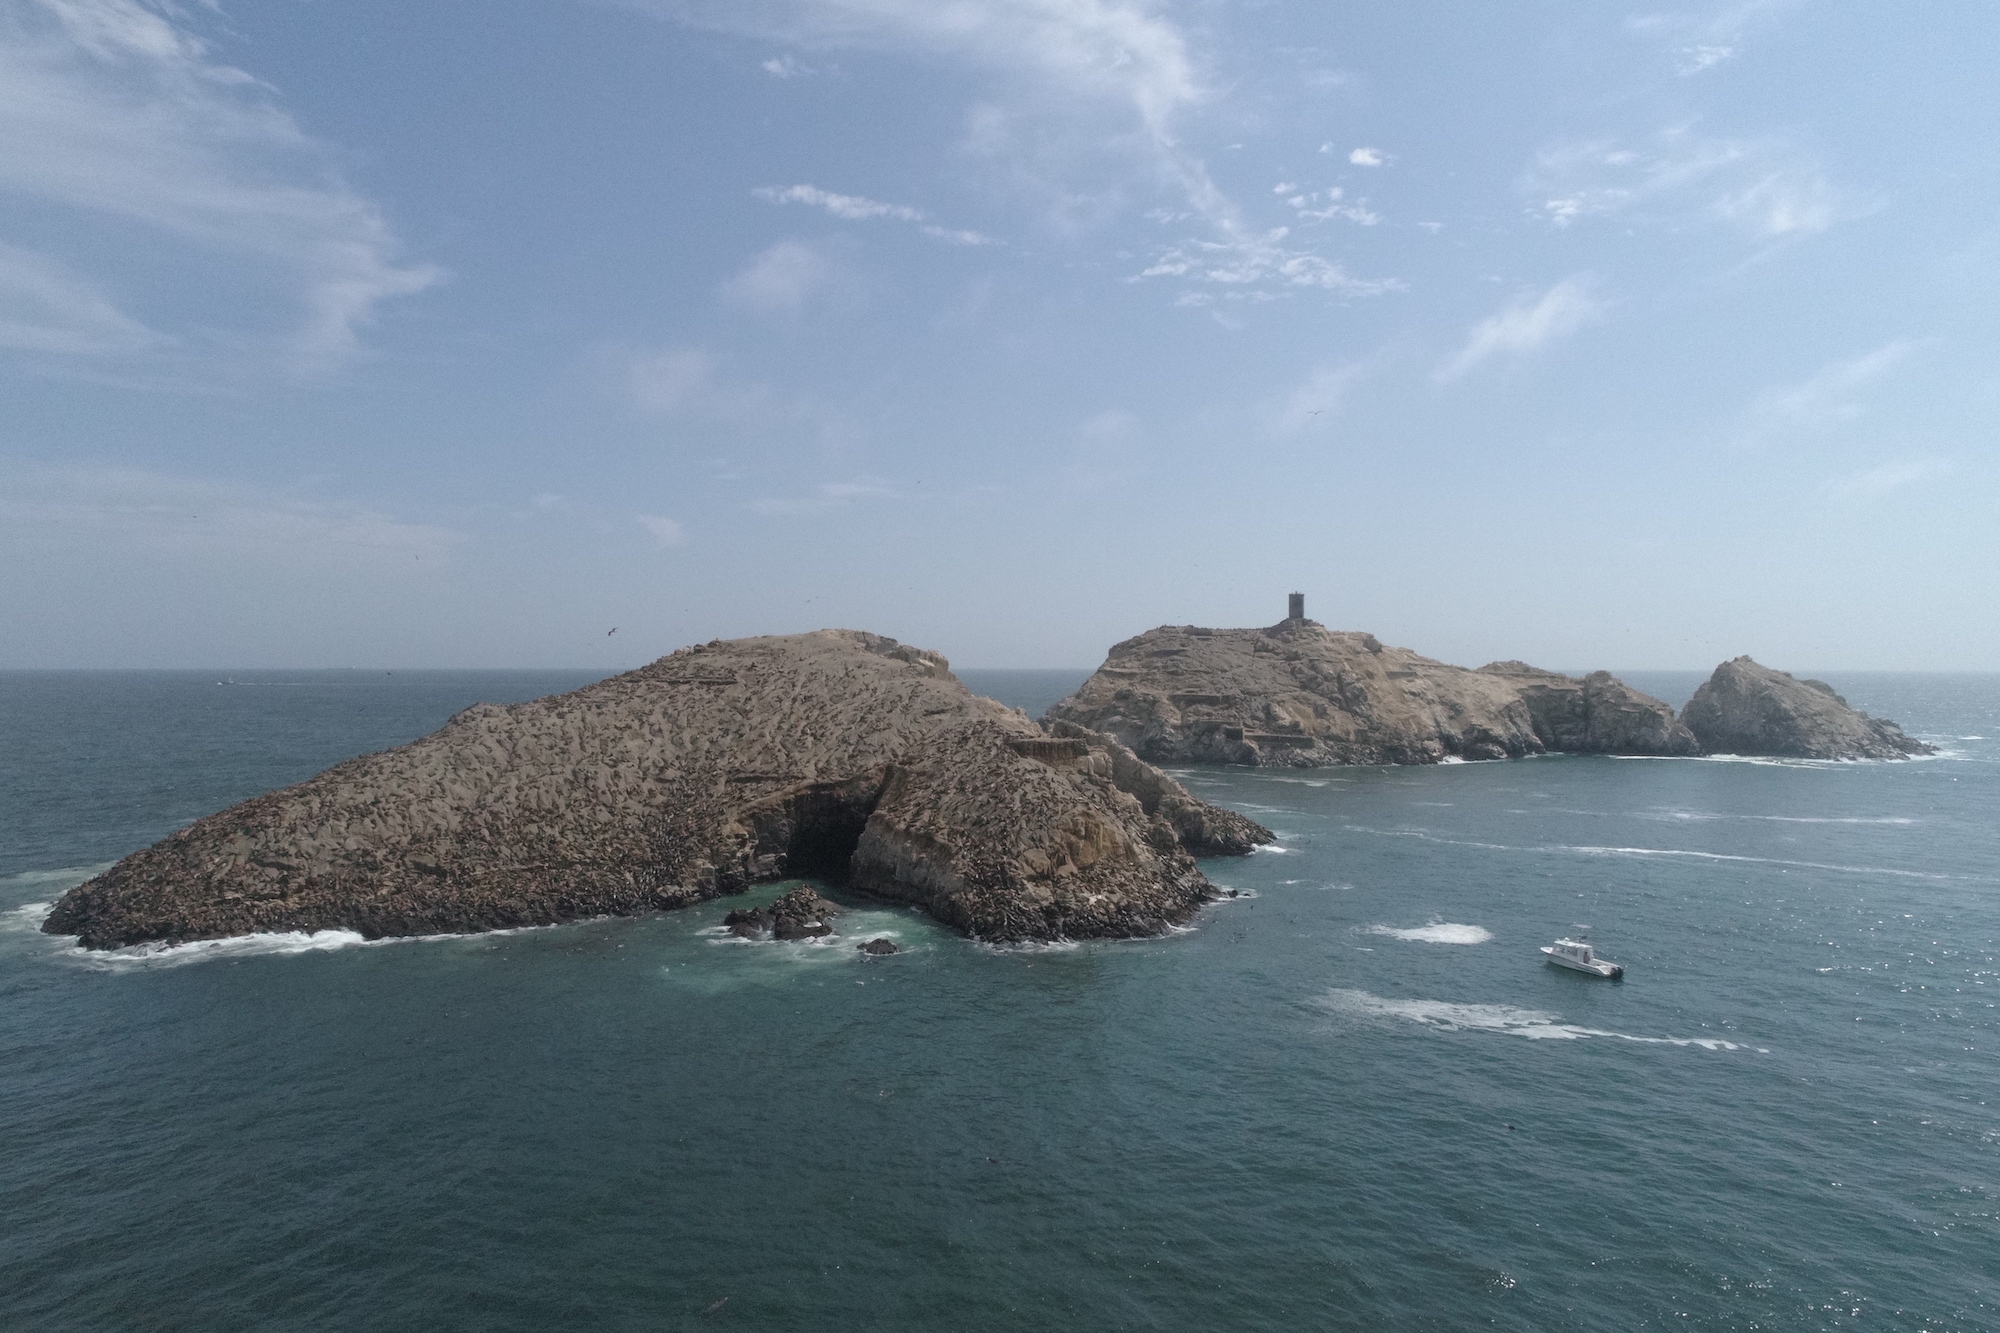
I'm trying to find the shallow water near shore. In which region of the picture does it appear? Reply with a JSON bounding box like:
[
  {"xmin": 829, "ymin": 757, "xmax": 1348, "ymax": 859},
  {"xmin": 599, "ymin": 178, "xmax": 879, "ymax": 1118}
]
[{"xmin": 1, "ymin": 668, "xmax": 1995, "ymax": 1331}]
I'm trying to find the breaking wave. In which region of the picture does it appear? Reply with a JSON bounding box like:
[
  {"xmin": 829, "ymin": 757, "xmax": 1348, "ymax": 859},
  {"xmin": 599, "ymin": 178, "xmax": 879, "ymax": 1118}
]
[
  {"xmin": 1367, "ymin": 922, "xmax": 1491, "ymax": 945},
  {"xmin": 1318, "ymin": 989, "xmax": 1763, "ymax": 1051},
  {"xmin": 62, "ymin": 929, "xmax": 387, "ymax": 971}
]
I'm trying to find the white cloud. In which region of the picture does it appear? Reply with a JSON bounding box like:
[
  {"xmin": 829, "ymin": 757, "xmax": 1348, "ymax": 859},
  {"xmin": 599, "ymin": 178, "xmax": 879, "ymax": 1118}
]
[
  {"xmin": 1626, "ymin": 1, "xmax": 1802, "ymax": 76},
  {"xmin": 1275, "ymin": 184, "xmax": 1379, "ymax": 226},
  {"xmin": 636, "ymin": 514, "xmax": 688, "ymax": 545},
  {"xmin": 748, "ymin": 480, "xmax": 894, "ymax": 515},
  {"xmin": 1745, "ymin": 340, "xmax": 1919, "ymax": 435},
  {"xmin": 645, "ymin": 2, "xmax": 1381, "ymax": 305},
  {"xmin": 1525, "ymin": 127, "xmax": 1842, "ymax": 239},
  {"xmin": 1712, "ymin": 170, "xmax": 1839, "ymax": 237},
  {"xmin": 0, "ymin": 240, "xmax": 157, "ymax": 354},
  {"xmin": 0, "ymin": 463, "xmax": 463, "ymax": 563},
  {"xmin": 757, "ymin": 183, "xmax": 923, "ymax": 223},
  {"xmin": 1437, "ymin": 277, "xmax": 1606, "ymax": 381},
  {"xmin": 1140, "ymin": 226, "xmax": 1397, "ymax": 299},
  {"xmin": 1826, "ymin": 458, "xmax": 1951, "ymax": 501},
  {"xmin": 754, "ymin": 183, "xmax": 994, "ymax": 244},
  {"xmin": 1348, "ymin": 147, "xmax": 1387, "ymax": 167},
  {"xmin": 639, "ymin": 0, "xmax": 1200, "ymax": 134},
  {"xmin": 0, "ymin": 0, "xmax": 437, "ymax": 375},
  {"xmin": 761, "ymin": 53, "xmax": 813, "ymax": 76},
  {"xmin": 724, "ymin": 239, "xmax": 836, "ymax": 313}
]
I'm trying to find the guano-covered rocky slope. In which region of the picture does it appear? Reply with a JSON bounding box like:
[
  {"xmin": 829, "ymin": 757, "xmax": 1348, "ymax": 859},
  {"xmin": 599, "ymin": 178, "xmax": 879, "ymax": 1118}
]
[
  {"xmin": 44, "ymin": 631, "xmax": 1270, "ymax": 950},
  {"xmin": 1046, "ymin": 619, "xmax": 1694, "ymax": 766}
]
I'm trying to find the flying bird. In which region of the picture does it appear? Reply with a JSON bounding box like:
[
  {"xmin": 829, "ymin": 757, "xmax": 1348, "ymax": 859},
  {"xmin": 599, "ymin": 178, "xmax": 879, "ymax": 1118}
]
[{"xmin": 607, "ymin": 627, "xmax": 618, "ymax": 636}]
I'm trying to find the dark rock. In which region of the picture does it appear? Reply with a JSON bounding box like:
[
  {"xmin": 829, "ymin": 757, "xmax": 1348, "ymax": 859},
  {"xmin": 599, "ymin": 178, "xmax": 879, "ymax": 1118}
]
[
  {"xmin": 1476, "ymin": 661, "xmax": 1697, "ymax": 756},
  {"xmin": 724, "ymin": 887, "xmax": 840, "ymax": 940},
  {"xmin": 43, "ymin": 630, "xmax": 1268, "ymax": 950},
  {"xmin": 857, "ymin": 937, "xmax": 899, "ymax": 955},
  {"xmin": 1680, "ymin": 657, "xmax": 1934, "ymax": 760}
]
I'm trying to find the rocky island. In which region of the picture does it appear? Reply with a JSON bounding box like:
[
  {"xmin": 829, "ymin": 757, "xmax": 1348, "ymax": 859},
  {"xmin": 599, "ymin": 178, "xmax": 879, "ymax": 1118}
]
[
  {"xmin": 1048, "ymin": 598, "xmax": 1928, "ymax": 766},
  {"xmin": 1047, "ymin": 598, "xmax": 1694, "ymax": 766},
  {"xmin": 1680, "ymin": 656, "xmax": 1934, "ymax": 760},
  {"xmin": 43, "ymin": 631, "xmax": 1270, "ymax": 950}
]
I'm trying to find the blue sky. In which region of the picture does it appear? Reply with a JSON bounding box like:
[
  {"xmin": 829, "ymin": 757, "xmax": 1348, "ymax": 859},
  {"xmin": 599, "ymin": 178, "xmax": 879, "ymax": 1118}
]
[{"xmin": 2, "ymin": 0, "xmax": 1995, "ymax": 670}]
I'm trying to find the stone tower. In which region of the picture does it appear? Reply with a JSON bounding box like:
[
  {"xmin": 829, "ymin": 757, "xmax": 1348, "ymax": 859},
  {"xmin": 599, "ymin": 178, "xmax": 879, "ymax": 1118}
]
[{"xmin": 1287, "ymin": 592, "xmax": 1305, "ymax": 622}]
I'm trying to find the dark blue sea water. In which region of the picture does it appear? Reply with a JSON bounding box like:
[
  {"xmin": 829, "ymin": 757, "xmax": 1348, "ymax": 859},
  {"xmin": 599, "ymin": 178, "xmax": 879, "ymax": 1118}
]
[{"xmin": 2, "ymin": 668, "xmax": 1995, "ymax": 1332}]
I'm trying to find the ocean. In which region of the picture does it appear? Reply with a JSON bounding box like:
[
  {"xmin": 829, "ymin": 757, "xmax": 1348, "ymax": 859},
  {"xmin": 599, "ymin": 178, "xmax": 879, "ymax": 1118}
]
[{"xmin": 1, "ymin": 667, "xmax": 1994, "ymax": 1331}]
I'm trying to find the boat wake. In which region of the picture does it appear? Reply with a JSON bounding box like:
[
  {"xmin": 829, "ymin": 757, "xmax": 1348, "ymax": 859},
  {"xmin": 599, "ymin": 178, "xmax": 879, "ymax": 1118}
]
[
  {"xmin": 1318, "ymin": 989, "xmax": 1764, "ymax": 1051},
  {"xmin": 1344, "ymin": 825, "xmax": 1966, "ymax": 881}
]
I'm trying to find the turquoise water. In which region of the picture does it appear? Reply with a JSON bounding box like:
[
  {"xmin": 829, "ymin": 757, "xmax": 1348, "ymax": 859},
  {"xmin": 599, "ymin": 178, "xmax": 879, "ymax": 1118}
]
[{"xmin": 1, "ymin": 669, "xmax": 1994, "ymax": 1331}]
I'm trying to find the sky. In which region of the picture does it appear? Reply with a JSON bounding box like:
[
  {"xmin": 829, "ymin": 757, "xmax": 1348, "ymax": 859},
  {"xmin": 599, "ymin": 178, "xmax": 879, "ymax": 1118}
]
[{"xmin": 2, "ymin": 0, "xmax": 1996, "ymax": 672}]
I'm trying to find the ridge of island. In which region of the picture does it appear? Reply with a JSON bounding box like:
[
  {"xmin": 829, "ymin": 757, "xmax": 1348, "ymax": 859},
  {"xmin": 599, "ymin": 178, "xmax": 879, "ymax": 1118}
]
[
  {"xmin": 1046, "ymin": 598, "xmax": 1931, "ymax": 766},
  {"xmin": 43, "ymin": 630, "xmax": 1271, "ymax": 951}
]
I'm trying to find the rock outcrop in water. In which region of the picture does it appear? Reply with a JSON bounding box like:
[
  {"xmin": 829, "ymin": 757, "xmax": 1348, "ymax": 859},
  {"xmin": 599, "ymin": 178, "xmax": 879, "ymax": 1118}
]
[
  {"xmin": 1476, "ymin": 661, "xmax": 1698, "ymax": 756},
  {"xmin": 725, "ymin": 886, "xmax": 841, "ymax": 940},
  {"xmin": 43, "ymin": 631, "xmax": 1270, "ymax": 950},
  {"xmin": 1680, "ymin": 657, "xmax": 1933, "ymax": 760},
  {"xmin": 1046, "ymin": 619, "xmax": 1691, "ymax": 766}
]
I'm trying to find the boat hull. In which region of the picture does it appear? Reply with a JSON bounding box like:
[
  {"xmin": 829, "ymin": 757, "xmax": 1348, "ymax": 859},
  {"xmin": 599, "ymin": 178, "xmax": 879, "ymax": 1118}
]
[{"xmin": 1541, "ymin": 948, "xmax": 1623, "ymax": 979}]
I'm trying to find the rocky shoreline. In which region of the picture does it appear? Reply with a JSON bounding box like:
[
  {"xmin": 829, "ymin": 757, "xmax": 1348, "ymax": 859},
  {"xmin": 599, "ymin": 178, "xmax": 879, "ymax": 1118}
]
[{"xmin": 43, "ymin": 631, "xmax": 1270, "ymax": 951}]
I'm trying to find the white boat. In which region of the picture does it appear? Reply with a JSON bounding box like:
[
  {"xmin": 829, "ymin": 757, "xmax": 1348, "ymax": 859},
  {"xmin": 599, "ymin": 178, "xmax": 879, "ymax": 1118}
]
[{"xmin": 1541, "ymin": 936, "xmax": 1623, "ymax": 978}]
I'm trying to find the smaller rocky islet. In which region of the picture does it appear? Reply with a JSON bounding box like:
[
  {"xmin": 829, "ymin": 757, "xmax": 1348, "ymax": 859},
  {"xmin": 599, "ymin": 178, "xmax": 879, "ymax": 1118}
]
[
  {"xmin": 1680, "ymin": 656, "xmax": 1932, "ymax": 760},
  {"xmin": 1046, "ymin": 609, "xmax": 1929, "ymax": 766}
]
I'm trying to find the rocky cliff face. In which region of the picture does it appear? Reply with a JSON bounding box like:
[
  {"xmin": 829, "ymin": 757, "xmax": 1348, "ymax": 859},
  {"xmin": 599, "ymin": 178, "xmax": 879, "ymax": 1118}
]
[
  {"xmin": 1476, "ymin": 661, "xmax": 1698, "ymax": 756},
  {"xmin": 1045, "ymin": 622, "xmax": 1696, "ymax": 767},
  {"xmin": 43, "ymin": 631, "xmax": 1270, "ymax": 950},
  {"xmin": 1679, "ymin": 657, "xmax": 1934, "ymax": 760},
  {"xmin": 1045, "ymin": 621, "xmax": 1543, "ymax": 766}
]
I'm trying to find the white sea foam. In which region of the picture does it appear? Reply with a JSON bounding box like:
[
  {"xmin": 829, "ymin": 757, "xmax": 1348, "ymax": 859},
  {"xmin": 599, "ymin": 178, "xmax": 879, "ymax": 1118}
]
[
  {"xmin": 1366, "ymin": 922, "xmax": 1492, "ymax": 945},
  {"xmin": 1319, "ymin": 988, "xmax": 1763, "ymax": 1051},
  {"xmin": 1555, "ymin": 843, "xmax": 1956, "ymax": 880},
  {"xmin": 64, "ymin": 928, "xmax": 382, "ymax": 971},
  {"xmin": 1646, "ymin": 810, "xmax": 1917, "ymax": 826},
  {"xmin": 44, "ymin": 918, "xmax": 572, "ymax": 971},
  {"xmin": 4, "ymin": 900, "xmax": 55, "ymax": 933},
  {"xmin": 1346, "ymin": 825, "xmax": 1966, "ymax": 882},
  {"xmin": 700, "ymin": 923, "xmax": 886, "ymax": 951},
  {"xmin": 1251, "ymin": 843, "xmax": 1294, "ymax": 854}
]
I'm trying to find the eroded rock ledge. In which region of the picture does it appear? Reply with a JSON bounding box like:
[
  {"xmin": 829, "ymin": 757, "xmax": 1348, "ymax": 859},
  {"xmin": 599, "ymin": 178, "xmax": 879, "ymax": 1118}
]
[
  {"xmin": 43, "ymin": 631, "xmax": 1270, "ymax": 950},
  {"xmin": 1046, "ymin": 619, "xmax": 1694, "ymax": 767}
]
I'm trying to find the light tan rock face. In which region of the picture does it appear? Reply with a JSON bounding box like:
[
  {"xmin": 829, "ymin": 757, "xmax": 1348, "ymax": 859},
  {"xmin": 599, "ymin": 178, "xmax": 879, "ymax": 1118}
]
[
  {"xmin": 1047, "ymin": 622, "xmax": 1699, "ymax": 767},
  {"xmin": 43, "ymin": 631, "xmax": 1269, "ymax": 950},
  {"xmin": 1046, "ymin": 621, "xmax": 1546, "ymax": 766},
  {"xmin": 1680, "ymin": 657, "xmax": 1934, "ymax": 760},
  {"xmin": 1475, "ymin": 661, "xmax": 1697, "ymax": 756}
]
